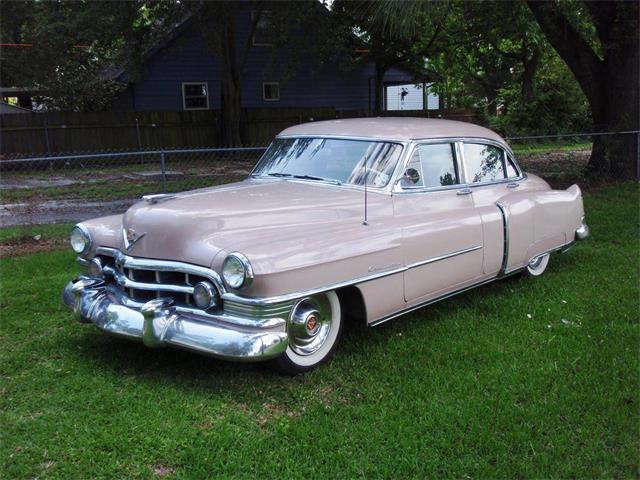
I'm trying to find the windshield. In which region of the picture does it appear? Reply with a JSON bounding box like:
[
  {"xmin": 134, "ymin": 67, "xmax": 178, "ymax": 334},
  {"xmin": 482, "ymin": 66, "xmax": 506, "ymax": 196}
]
[{"xmin": 252, "ymin": 137, "xmax": 403, "ymax": 188}]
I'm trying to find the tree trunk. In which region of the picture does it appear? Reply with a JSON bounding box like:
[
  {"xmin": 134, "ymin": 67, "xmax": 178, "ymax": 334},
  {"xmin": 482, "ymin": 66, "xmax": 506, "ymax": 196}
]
[
  {"xmin": 220, "ymin": 71, "xmax": 242, "ymax": 147},
  {"xmin": 521, "ymin": 44, "xmax": 540, "ymax": 102},
  {"xmin": 526, "ymin": 1, "xmax": 639, "ymax": 179},
  {"xmin": 199, "ymin": 3, "xmax": 246, "ymax": 146},
  {"xmin": 374, "ymin": 61, "xmax": 387, "ymax": 114}
]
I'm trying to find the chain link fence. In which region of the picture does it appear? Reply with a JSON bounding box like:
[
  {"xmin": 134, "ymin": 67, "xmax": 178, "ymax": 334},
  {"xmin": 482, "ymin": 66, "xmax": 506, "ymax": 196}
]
[{"xmin": 0, "ymin": 131, "xmax": 637, "ymax": 227}]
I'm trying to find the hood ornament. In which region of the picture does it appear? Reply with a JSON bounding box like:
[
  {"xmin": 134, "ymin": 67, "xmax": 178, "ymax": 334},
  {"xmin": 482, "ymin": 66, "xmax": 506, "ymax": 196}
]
[
  {"xmin": 124, "ymin": 228, "xmax": 146, "ymax": 252},
  {"xmin": 142, "ymin": 193, "xmax": 175, "ymax": 204}
]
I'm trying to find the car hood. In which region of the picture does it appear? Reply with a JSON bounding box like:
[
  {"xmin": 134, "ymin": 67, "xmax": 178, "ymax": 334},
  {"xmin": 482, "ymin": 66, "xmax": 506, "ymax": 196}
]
[{"xmin": 121, "ymin": 179, "xmax": 388, "ymax": 268}]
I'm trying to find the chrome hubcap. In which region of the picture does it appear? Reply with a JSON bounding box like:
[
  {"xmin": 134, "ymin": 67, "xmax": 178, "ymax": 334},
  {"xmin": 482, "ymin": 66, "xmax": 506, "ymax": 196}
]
[
  {"xmin": 288, "ymin": 294, "xmax": 332, "ymax": 356},
  {"xmin": 528, "ymin": 254, "xmax": 545, "ymax": 270}
]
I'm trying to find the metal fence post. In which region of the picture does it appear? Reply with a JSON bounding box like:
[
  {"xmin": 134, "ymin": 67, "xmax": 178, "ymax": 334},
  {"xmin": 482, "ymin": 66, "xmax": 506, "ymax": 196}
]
[
  {"xmin": 44, "ymin": 119, "xmax": 52, "ymax": 170},
  {"xmin": 636, "ymin": 131, "xmax": 639, "ymax": 180},
  {"xmin": 160, "ymin": 151, "xmax": 167, "ymax": 193},
  {"xmin": 135, "ymin": 118, "xmax": 143, "ymax": 165}
]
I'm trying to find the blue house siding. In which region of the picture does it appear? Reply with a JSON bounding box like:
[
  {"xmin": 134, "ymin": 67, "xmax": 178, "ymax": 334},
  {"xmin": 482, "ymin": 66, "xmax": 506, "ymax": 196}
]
[{"xmin": 111, "ymin": 8, "xmax": 413, "ymax": 112}]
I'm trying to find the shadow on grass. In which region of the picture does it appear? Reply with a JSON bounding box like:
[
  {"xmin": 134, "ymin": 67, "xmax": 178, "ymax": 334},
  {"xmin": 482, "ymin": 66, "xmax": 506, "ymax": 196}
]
[{"xmin": 61, "ymin": 248, "xmax": 580, "ymax": 400}]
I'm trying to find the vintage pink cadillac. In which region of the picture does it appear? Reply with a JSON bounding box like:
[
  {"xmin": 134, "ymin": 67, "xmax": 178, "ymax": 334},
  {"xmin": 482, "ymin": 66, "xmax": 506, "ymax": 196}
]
[{"xmin": 63, "ymin": 118, "xmax": 589, "ymax": 373}]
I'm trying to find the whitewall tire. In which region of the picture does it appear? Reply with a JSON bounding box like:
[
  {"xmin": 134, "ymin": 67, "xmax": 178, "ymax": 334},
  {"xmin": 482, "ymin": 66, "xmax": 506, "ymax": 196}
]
[
  {"xmin": 272, "ymin": 291, "xmax": 342, "ymax": 374},
  {"xmin": 526, "ymin": 253, "xmax": 550, "ymax": 277}
]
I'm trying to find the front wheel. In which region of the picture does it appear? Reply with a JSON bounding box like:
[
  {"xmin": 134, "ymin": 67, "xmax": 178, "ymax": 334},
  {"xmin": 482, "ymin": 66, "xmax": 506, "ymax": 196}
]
[
  {"xmin": 526, "ymin": 253, "xmax": 550, "ymax": 277},
  {"xmin": 271, "ymin": 291, "xmax": 342, "ymax": 374}
]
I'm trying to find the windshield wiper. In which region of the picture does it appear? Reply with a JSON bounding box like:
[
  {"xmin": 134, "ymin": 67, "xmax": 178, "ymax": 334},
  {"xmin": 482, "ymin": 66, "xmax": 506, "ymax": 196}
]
[
  {"xmin": 291, "ymin": 174, "xmax": 342, "ymax": 185},
  {"xmin": 258, "ymin": 172, "xmax": 341, "ymax": 184},
  {"xmin": 266, "ymin": 172, "xmax": 293, "ymax": 178}
]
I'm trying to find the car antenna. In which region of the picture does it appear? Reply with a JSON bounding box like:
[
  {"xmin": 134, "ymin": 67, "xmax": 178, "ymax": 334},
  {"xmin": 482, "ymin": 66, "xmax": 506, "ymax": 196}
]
[{"xmin": 362, "ymin": 153, "xmax": 369, "ymax": 226}]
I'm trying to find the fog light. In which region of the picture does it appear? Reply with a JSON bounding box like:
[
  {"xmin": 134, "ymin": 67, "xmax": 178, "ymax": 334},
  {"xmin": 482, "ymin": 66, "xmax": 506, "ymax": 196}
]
[{"xmin": 193, "ymin": 281, "xmax": 218, "ymax": 309}]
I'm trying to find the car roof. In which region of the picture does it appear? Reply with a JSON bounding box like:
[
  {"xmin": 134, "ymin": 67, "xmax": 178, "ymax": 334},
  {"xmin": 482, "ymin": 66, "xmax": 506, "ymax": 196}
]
[{"xmin": 278, "ymin": 117, "xmax": 508, "ymax": 145}]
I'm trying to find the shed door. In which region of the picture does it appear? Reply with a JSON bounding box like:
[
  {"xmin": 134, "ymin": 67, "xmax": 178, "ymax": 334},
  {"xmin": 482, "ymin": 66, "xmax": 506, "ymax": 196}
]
[{"xmin": 393, "ymin": 143, "xmax": 484, "ymax": 303}]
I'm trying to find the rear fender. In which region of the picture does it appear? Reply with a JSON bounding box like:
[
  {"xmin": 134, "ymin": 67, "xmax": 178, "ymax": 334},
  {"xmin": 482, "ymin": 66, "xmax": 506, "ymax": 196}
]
[{"xmin": 496, "ymin": 184, "xmax": 584, "ymax": 273}]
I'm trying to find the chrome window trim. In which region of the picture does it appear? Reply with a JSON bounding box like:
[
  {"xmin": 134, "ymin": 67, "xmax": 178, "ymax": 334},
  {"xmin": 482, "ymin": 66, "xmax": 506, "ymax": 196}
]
[
  {"xmin": 251, "ymin": 135, "xmax": 526, "ymax": 194},
  {"xmin": 276, "ymin": 133, "xmax": 411, "ymax": 145},
  {"xmin": 392, "ymin": 140, "xmax": 467, "ymax": 194},
  {"xmin": 247, "ymin": 177, "xmax": 395, "ymax": 196},
  {"xmin": 252, "ymin": 135, "xmax": 410, "ymax": 192},
  {"xmin": 458, "ymin": 139, "xmax": 526, "ymax": 185}
]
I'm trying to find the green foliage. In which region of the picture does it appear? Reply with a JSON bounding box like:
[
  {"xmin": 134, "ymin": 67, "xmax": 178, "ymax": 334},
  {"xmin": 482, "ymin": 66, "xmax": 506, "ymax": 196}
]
[
  {"xmin": 488, "ymin": 55, "xmax": 591, "ymax": 136},
  {"xmin": 1, "ymin": 1, "xmax": 188, "ymax": 111}
]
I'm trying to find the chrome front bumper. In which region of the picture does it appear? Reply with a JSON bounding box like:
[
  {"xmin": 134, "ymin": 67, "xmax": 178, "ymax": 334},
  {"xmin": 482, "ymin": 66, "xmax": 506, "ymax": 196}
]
[{"xmin": 63, "ymin": 278, "xmax": 288, "ymax": 362}]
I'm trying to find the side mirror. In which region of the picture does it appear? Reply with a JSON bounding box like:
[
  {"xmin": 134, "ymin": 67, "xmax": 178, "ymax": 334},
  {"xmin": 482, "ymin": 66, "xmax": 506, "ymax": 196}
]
[{"xmin": 404, "ymin": 168, "xmax": 421, "ymax": 185}]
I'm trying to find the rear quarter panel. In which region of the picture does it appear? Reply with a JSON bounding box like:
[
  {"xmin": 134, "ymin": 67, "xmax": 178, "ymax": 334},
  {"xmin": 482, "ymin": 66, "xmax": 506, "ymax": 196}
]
[{"xmin": 498, "ymin": 177, "xmax": 584, "ymax": 271}]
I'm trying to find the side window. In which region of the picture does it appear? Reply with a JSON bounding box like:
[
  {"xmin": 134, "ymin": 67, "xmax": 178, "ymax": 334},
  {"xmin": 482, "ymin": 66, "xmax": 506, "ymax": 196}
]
[
  {"xmin": 505, "ymin": 154, "xmax": 519, "ymax": 178},
  {"xmin": 401, "ymin": 143, "xmax": 458, "ymax": 189},
  {"xmin": 182, "ymin": 83, "xmax": 209, "ymax": 110},
  {"xmin": 463, "ymin": 143, "xmax": 506, "ymax": 183}
]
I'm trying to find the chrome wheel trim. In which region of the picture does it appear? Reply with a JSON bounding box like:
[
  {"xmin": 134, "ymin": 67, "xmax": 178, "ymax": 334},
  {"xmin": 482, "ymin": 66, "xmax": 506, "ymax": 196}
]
[
  {"xmin": 286, "ymin": 291, "xmax": 341, "ymax": 367},
  {"xmin": 527, "ymin": 253, "xmax": 549, "ymax": 276}
]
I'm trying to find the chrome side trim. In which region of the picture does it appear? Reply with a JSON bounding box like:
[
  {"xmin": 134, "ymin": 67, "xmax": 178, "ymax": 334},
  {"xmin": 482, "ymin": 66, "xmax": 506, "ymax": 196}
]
[
  {"xmin": 223, "ymin": 245, "xmax": 483, "ymax": 306},
  {"xmin": 407, "ymin": 245, "xmax": 482, "ymax": 269},
  {"xmin": 495, "ymin": 202, "xmax": 509, "ymax": 276},
  {"xmin": 369, "ymin": 270, "xmax": 523, "ymax": 327}
]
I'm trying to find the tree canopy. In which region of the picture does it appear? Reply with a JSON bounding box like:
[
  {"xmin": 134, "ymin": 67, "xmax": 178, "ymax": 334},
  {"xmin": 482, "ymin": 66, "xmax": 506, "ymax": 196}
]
[{"xmin": 1, "ymin": 0, "xmax": 637, "ymax": 177}]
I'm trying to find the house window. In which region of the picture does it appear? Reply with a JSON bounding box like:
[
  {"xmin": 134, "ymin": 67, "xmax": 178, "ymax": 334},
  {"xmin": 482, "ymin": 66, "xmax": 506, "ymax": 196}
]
[
  {"xmin": 263, "ymin": 82, "xmax": 280, "ymax": 101},
  {"xmin": 252, "ymin": 10, "xmax": 274, "ymax": 46},
  {"xmin": 182, "ymin": 82, "xmax": 209, "ymax": 110}
]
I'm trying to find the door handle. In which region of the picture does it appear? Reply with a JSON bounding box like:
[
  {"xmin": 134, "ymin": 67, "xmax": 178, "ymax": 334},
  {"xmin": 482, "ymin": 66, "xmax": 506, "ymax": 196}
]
[
  {"xmin": 456, "ymin": 188, "xmax": 472, "ymax": 195},
  {"xmin": 506, "ymin": 182, "xmax": 520, "ymax": 189}
]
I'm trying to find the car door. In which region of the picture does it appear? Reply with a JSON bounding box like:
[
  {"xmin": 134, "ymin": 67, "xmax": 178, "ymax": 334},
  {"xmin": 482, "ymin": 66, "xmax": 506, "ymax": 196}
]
[
  {"xmin": 460, "ymin": 141, "xmax": 534, "ymax": 273},
  {"xmin": 393, "ymin": 142, "xmax": 485, "ymax": 304}
]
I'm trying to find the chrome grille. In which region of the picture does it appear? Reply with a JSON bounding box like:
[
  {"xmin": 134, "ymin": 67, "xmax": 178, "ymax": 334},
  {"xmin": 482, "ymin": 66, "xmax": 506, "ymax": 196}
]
[
  {"xmin": 94, "ymin": 248, "xmax": 293, "ymax": 323},
  {"xmin": 97, "ymin": 250, "xmax": 222, "ymax": 310}
]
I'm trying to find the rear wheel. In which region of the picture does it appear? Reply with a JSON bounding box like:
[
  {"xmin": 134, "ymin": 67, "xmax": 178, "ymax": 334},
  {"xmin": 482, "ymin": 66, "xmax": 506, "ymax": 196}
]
[
  {"xmin": 271, "ymin": 291, "xmax": 342, "ymax": 374},
  {"xmin": 526, "ymin": 253, "xmax": 550, "ymax": 276}
]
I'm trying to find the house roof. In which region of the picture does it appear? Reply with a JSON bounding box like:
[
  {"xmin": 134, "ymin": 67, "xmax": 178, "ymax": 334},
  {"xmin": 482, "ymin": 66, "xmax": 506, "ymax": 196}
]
[
  {"xmin": 278, "ymin": 118, "xmax": 507, "ymax": 144},
  {"xmin": 0, "ymin": 101, "xmax": 32, "ymax": 113},
  {"xmin": 105, "ymin": 13, "xmax": 196, "ymax": 82}
]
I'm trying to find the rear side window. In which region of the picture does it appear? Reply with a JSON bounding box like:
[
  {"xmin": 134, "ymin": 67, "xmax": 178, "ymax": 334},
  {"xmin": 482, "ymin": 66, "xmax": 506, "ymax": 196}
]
[
  {"xmin": 463, "ymin": 143, "xmax": 506, "ymax": 183},
  {"xmin": 402, "ymin": 143, "xmax": 459, "ymax": 189}
]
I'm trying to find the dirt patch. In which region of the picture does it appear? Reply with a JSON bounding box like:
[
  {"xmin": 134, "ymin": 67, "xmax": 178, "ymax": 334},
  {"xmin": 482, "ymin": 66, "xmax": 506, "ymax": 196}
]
[
  {"xmin": 0, "ymin": 235, "xmax": 67, "ymax": 257},
  {"xmin": 518, "ymin": 150, "xmax": 590, "ymax": 188},
  {"xmin": 152, "ymin": 463, "xmax": 176, "ymax": 477}
]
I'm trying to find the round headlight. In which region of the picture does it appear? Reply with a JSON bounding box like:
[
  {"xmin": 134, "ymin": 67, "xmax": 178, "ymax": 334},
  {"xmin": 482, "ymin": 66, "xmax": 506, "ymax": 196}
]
[
  {"xmin": 70, "ymin": 224, "xmax": 92, "ymax": 254},
  {"xmin": 222, "ymin": 253, "xmax": 254, "ymax": 289},
  {"xmin": 193, "ymin": 281, "xmax": 218, "ymax": 309}
]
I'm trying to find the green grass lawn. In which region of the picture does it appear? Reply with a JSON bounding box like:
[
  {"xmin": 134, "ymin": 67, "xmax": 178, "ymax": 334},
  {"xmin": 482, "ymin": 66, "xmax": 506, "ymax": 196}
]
[
  {"xmin": 0, "ymin": 174, "xmax": 245, "ymax": 204},
  {"xmin": 1, "ymin": 182, "xmax": 638, "ymax": 479},
  {"xmin": 511, "ymin": 141, "xmax": 591, "ymax": 155}
]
